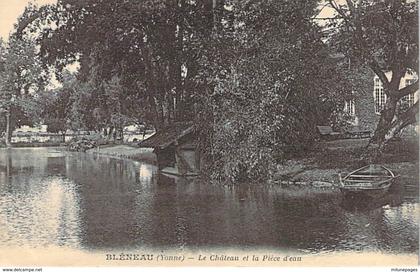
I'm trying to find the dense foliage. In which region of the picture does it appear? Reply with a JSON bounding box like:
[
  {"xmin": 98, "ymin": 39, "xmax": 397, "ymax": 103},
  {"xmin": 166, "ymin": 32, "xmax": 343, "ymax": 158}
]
[
  {"xmin": 0, "ymin": 33, "xmax": 45, "ymax": 144},
  {"xmin": 4, "ymin": 0, "xmax": 360, "ymax": 182},
  {"xmin": 194, "ymin": 0, "xmax": 355, "ymax": 182}
]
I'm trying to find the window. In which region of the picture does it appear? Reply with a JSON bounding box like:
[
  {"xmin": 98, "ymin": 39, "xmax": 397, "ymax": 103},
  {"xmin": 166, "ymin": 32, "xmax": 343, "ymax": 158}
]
[
  {"xmin": 374, "ymin": 77, "xmax": 386, "ymax": 114},
  {"xmin": 402, "ymin": 79, "xmax": 415, "ymax": 107},
  {"xmin": 344, "ymin": 100, "xmax": 355, "ymax": 116}
]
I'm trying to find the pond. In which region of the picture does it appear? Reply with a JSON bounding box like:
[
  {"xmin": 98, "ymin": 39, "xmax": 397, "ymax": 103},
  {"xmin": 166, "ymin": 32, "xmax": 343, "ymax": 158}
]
[{"xmin": 0, "ymin": 148, "xmax": 418, "ymax": 254}]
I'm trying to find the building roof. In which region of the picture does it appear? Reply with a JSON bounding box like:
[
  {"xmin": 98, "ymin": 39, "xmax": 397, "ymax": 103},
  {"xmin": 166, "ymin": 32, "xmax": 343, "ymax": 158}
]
[{"xmin": 138, "ymin": 122, "xmax": 194, "ymax": 149}]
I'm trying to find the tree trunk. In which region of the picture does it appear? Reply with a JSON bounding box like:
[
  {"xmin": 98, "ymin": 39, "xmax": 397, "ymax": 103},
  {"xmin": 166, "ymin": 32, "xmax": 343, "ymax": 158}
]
[
  {"xmin": 371, "ymin": 99, "xmax": 418, "ymax": 151},
  {"xmin": 117, "ymin": 127, "xmax": 123, "ymax": 141},
  {"xmin": 112, "ymin": 129, "xmax": 117, "ymax": 141},
  {"xmin": 174, "ymin": 0, "xmax": 185, "ymax": 121},
  {"xmin": 148, "ymin": 96, "xmax": 164, "ymax": 131},
  {"xmin": 371, "ymin": 97, "xmax": 397, "ymax": 143},
  {"xmin": 108, "ymin": 127, "xmax": 114, "ymax": 141}
]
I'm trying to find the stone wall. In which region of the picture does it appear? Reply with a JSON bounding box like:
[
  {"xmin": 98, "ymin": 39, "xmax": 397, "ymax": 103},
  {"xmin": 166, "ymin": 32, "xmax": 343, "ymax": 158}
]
[
  {"xmin": 353, "ymin": 68, "xmax": 417, "ymax": 136},
  {"xmin": 353, "ymin": 68, "xmax": 379, "ymax": 131},
  {"xmin": 344, "ymin": 66, "xmax": 379, "ymax": 132}
]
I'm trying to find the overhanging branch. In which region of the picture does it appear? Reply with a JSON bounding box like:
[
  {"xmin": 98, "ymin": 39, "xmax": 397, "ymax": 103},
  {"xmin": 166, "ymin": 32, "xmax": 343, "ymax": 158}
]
[
  {"xmin": 368, "ymin": 60, "xmax": 390, "ymax": 88},
  {"xmin": 12, "ymin": 5, "xmax": 51, "ymax": 40},
  {"xmin": 397, "ymin": 80, "xmax": 419, "ymax": 99},
  {"xmin": 397, "ymin": 100, "xmax": 419, "ymax": 127},
  {"xmin": 327, "ymin": 0, "xmax": 390, "ymax": 89}
]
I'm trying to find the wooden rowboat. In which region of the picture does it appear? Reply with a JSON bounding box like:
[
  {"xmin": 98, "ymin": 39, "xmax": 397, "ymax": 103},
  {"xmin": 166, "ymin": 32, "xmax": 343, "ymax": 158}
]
[{"xmin": 338, "ymin": 165, "xmax": 397, "ymax": 198}]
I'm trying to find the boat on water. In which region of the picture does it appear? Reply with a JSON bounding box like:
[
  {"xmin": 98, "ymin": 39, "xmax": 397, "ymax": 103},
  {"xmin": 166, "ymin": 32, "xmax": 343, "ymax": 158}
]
[{"xmin": 338, "ymin": 164, "xmax": 397, "ymax": 198}]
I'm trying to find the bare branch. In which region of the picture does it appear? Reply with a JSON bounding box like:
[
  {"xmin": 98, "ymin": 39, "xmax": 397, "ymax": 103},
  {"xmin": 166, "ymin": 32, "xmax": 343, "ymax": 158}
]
[
  {"xmin": 397, "ymin": 80, "xmax": 419, "ymax": 99},
  {"xmin": 328, "ymin": 0, "xmax": 351, "ymax": 21},
  {"xmin": 368, "ymin": 60, "xmax": 390, "ymax": 88},
  {"xmin": 345, "ymin": 0, "xmax": 356, "ymax": 14},
  {"xmin": 312, "ymin": 17, "xmax": 343, "ymax": 20},
  {"xmin": 13, "ymin": 6, "xmax": 51, "ymax": 40},
  {"xmin": 397, "ymin": 100, "xmax": 419, "ymax": 127}
]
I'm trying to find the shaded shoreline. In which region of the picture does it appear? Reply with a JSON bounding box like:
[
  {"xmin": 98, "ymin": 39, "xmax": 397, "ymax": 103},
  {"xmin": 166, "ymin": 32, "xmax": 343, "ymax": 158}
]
[
  {"xmin": 273, "ymin": 137, "xmax": 418, "ymax": 191},
  {"xmin": 0, "ymin": 142, "xmax": 64, "ymax": 148},
  {"xmin": 74, "ymin": 137, "xmax": 419, "ymax": 191},
  {"xmin": 86, "ymin": 144, "xmax": 157, "ymax": 165},
  {"xmin": 1, "ymin": 138, "xmax": 417, "ymax": 191}
]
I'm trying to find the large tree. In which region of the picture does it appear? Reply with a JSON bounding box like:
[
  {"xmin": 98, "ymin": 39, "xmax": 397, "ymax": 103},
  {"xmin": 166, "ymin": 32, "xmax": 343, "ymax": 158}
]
[
  {"xmin": 195, "ymin": 0, "xmax": 355, "ymax": 182},
  {"xmin": 324, "ymin": 0, "xmax": 418, "ymax": 150},
  {"xmin": 21, "ymin": 0, "xmax": 356, "ymax": 182},
  {"xmin": 0, "ymin": 35, "xmax": 45, "ymax": 146},
  {"xmin": 33, "ymin": 0, "xmax": 215, "ymax": 130}
]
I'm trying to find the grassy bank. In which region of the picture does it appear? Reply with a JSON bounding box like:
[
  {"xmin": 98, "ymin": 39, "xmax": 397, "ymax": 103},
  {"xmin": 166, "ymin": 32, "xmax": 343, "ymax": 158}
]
[
  {"xmin": 86, "ymin": 144, "xmax": 157, "ymax": 164},
  {"xmin": 2, "ymin": 137, "xmax": 416, "ymax": 190},
  {"xmin": 0, "ymin": 142, "xmax": 65, "ymax": 148},
  {"xmin": 84, "ymin": 138, "xmax": 417, "ymax": 188},
  {"xmin": 273, "ymin": 137, "xmax": 418, "ymax": 187}
]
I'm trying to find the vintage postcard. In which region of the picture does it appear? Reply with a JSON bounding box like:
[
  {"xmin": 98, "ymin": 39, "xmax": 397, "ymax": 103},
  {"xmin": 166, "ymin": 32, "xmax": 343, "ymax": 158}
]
[{"xmin": 0, "ymin": 0, "xmax": 418, "ymax": 271}]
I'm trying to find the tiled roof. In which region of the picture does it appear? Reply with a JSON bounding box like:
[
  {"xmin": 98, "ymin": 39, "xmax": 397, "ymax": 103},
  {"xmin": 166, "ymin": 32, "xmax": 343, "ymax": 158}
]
[{"xmin": 138, "ymin": 122, "xmax": 194, "ymax": 149}]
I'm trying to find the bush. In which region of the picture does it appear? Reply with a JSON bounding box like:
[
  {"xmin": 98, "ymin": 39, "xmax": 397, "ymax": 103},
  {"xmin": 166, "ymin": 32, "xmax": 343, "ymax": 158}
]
[{"xmin": 67, "ymin": 138, "xmax": 97, "ymax": 152}]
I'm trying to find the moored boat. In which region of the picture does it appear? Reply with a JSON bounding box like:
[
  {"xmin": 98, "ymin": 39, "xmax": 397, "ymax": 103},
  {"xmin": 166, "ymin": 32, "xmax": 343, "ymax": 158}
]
[{"xmin": 338, "ymin": 164, "xmax": 397, "ymax": 198}]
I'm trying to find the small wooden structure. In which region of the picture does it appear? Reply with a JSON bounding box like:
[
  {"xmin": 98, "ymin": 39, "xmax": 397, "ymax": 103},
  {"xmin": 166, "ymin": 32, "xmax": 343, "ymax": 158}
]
[
  {"xmin": 316, "ymin": 125, "xmax": 342, "ymax": 140},
  {"xmin": 138, "ymin": 122, "xmax": 200, "ymax": 176},
  {"xmin": 344, "ymin": 126, "xmax": 372, "ymax": 139},
  {"xmin": 317, "ymin": 125, "xmax": 372, "ymax": 140}
]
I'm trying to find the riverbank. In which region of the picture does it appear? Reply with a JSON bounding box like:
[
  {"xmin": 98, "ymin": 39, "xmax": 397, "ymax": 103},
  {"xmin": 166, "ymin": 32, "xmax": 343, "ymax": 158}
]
[
  {"xmin": 0, "ymin": 142, "xmax": 64, "ymax": 148},
  {"xmin": 82, "ymin": 137, "xmax": 418, "ymax": 190},
  {"xmin": 273, "ymin": 137, "xmax": 418, "ymax": 188},
  {"xmin": 86, "ymin": 144, "xmax": 157, "ymax": 164}
]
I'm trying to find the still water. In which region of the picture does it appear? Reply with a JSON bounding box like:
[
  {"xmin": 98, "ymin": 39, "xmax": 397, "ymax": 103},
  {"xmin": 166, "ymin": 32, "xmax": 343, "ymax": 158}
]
[{"xmin": 0, "ymin": 148, "xmax": 418, "ymax": 254}]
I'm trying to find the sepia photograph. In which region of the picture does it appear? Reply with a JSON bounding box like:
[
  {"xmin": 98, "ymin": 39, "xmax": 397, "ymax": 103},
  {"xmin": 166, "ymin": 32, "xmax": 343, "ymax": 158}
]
[{"xmin": 0, "ymin": 0, "xmax": 418, "ymax": 270}]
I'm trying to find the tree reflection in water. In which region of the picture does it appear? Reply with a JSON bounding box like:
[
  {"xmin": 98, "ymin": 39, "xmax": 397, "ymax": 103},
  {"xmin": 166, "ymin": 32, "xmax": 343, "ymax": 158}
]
[{"xmin": 0, "ymin": 148, "xmax": 417, "ymax": 254}]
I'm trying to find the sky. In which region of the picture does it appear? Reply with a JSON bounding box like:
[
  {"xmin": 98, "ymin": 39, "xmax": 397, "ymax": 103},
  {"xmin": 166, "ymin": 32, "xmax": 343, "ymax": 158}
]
[
  {"xmin": 0, "ymin": 0, "xmax": 56, "ymax": 40},
  {"xmin": 0, "ymin": 0, "xmax": 337, "ymax": 40}
]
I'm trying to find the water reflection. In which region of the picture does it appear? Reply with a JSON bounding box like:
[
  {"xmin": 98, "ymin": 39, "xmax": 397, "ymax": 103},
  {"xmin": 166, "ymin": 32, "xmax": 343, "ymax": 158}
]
[
  {"xmin": 0, "ymin": 148, "xmax": 418, "ymax": 254},
  {"xmin": 0, "ymin": 148, "xmax": 80, "ymax": 248}
]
